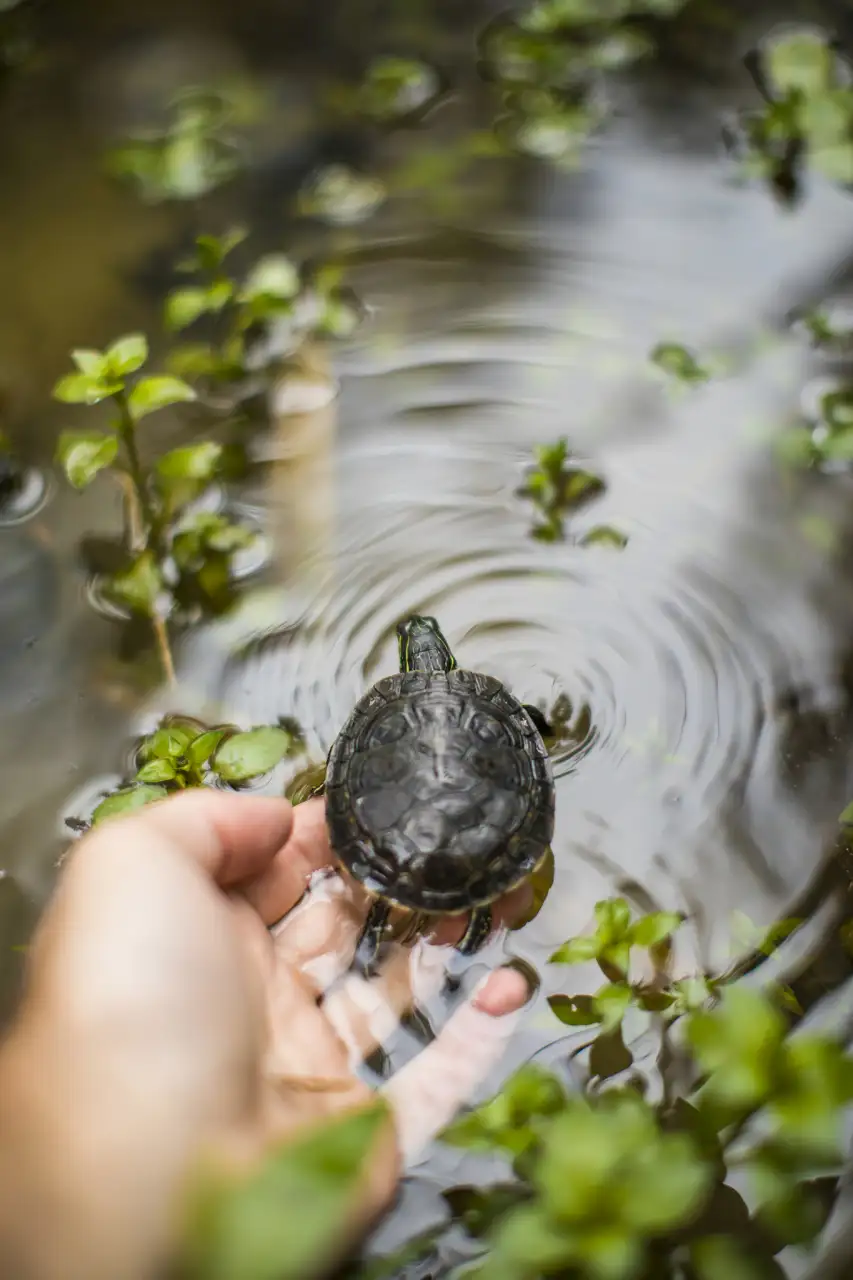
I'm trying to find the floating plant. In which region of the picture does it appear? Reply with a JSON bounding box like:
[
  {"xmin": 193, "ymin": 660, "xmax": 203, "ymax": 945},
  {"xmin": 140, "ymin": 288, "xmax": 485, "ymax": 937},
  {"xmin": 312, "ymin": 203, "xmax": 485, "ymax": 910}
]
[{"xmin": 519, "ymin": 438, "xmax": 612, "ymax": 543}]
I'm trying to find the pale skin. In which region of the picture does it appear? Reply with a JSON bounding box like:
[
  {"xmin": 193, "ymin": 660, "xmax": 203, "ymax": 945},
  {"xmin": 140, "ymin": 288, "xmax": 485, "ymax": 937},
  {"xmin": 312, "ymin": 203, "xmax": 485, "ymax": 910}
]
[{"xmin": 0, "ymin": 790, "xmax": 533, "ymax": 1280}]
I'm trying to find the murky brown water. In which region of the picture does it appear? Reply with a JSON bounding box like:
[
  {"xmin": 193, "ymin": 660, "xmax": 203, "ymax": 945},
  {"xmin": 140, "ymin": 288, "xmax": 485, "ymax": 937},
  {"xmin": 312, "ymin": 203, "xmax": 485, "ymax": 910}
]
[{"xmin": 5, "ymin": 0, "xmax": 853, "ymax": 1271}]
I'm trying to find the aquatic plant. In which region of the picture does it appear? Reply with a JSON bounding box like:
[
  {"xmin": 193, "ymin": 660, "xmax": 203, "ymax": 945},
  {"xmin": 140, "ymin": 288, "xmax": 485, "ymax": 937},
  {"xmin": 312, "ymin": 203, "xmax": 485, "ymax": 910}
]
[
  {"xmin": 728, "ymin": 29, "xmax": 853, "ymax": 202},
  {"xmin": 78, "ymin": 714, "xmax": 303, "ymax": 827},
  {"xmin": 53, "ymin": 333, "xmax": 258, "ymax": 676},
  {"xmin": 520, "ymin": 439, "xmax": 615, "ymax": 543},
  {"xmin": 106, "ymin": 86, "xmax": 245, "ymax": 203},
  {"xmin": 165, "ymin": 229, "xmax": 361, "ymax": 397},
  {"xmin": 409, "ymin": 900, "xmax": 851, "ymax": 1280},
  {"xmin": 182, "ymin": 1100, "xmax": 390, "ymax": 1280},
  {"xmin": 327, "ymin": 55, "xmax": 444, "ymax": 125},
  {"xmin": 650, "ymin": 341, "xmax": 710, "ymax": 385}
]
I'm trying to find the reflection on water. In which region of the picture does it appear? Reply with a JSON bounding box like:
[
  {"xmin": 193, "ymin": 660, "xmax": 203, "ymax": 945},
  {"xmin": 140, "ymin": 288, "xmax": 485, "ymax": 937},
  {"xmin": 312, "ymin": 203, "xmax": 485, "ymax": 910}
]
[{"xmin": 5, "ymin": 0, "xmax": 853, "ymax": 1269}]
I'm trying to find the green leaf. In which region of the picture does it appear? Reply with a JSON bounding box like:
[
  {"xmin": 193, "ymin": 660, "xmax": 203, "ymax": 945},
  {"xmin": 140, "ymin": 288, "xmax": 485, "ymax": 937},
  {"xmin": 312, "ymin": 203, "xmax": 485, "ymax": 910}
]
[
  {"xmin": 687, "ymin": 987, "xmax": 785, "ymax": 1116},
  {"xmin": 840, "ymin": 800, "xmax": 853, "ymax": 826},
  {"xmin": 193, "ymin": 227, "xmax": 247, "ymax": 270},
  {"xmin": 630, "ymin": 910, "xmax": 684, "ymax": 948},
  {"xmin": 187, "ymin": 729, "xmax": 228, "ymax": 767},
  {"xmin": 549, "ymin": 934, "xmax": 601, "ymax": 965},
  {"xmin": 620, "ymin": 1132, "xmax": 712, "ymax": 1232},
  {"xmin": 143, "ymin": 726, "xmax": 194, "ymax": 761},
  {"xmin": 812, "ymin": 143, "xmax": 853, "ymax": 184},
  {"xmin": 136, "ymin": 759, "xmax": 178, "ymax": 783},
  {"xmin": 70, "ymin": 348, "xmax": 106, "ymax": 377},
  {"xmin": 91, "ymin": 784, "xmax": 168, "ymax": 825},
  {"xmin": 105, "ymin": 333, "xmax": 148, "ymax": 376},
  {"xmin": 182, "ymin": 1100, "xmax": 389, "ymax": 1280},
  {"xmin": 212, "ymin": 726, "xmax": 294, "ymax": 782},
  {"xmin": 55, "ymin": 430, "xmax": 118, "ymax": 489},
  {"xmin": 691, "ymin": 1235, "xmax": 771, "ymax": 1280},
  {"xmin": 594, "ymin": 982, "xmax": 633, "ymax": 1031},
  {"xmin": 442, "ymin": 1185, "xmax": 530, "ymax": 1239},
  {"xmin": 581, "ymin": 525, "xmax": 628, "ymax": 549},
  {"xmin": 576, "ymin": 1230, "xmax": 641, "ymax": 1280},
  {"xmin": 157, "ymin": 441, "xmax": 223, "ymax": 482},
  {"xmin": 548, "ymin": 994, "xmax": 601, "ymax": 1025},
  {"xmin": 53, "ymin": 372, "xmax": 121, "ymax": 404},
  {"xmin": 108, "ymin": 552, "xmax": 164, "ymax": 616},
  {"xmin": 595, "ymin": 897, "xmax": 633, "ymax": 942},
  {"xmin": 240, "ymin": 254, "xmax": 300, "ymax": 301},
  {"xmin": 128, "ymin": 375, "xmax": 197, "ymax": 420},
  {"xmin": 440, "ymin": 1064, "xmax": 566, "ymax": 1156},
  {"xmin": 765, "ymin": 32, "xmax": 835, "ymax": 96},
  {"xmin": 166, "ymin": 287, "xmax": 216, "ymax": 332}
]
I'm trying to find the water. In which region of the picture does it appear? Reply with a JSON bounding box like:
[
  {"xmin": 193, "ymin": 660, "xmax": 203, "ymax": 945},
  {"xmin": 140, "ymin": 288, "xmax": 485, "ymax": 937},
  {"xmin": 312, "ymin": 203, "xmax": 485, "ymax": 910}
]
[{"xmin": 4, "ymin": 0, "xmax": 853, "ymax": 1271}]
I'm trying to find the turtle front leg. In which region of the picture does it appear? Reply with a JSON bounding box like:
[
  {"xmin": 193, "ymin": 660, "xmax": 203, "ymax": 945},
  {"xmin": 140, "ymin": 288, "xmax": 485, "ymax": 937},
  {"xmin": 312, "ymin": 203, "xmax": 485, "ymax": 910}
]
[
  {"xmin": 522, "ymin": 703, "xmax": 555, "ymax": 739},
  {"xmin": 353, "ymin": 900, "xmax": 392, "ymax": 977},
  {"xmin": 457, "ymin": 905, "xmax": 493, "ymax": 956}
]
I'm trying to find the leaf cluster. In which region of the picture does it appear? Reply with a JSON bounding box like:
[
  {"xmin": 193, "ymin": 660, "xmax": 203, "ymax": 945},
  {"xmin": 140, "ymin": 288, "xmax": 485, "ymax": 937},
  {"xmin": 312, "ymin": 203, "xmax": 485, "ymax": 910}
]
[
  {"xmin": 520, "ymin": 438, "xmax": 621, "ymax": 545},
  {"xmin": 106, "ymin": 86, "xmax": 244, "ymax": 203},
  {"xmin": 431, "ymin": 906, "xmax": 853, "ymax": 1280},
  {"xmin": 729, "ymin": 30, "xmax": 853, "ymax": 202},
  {"xmin": 164, "ymin": 230, "xmax": 363, "ymax": 391},
  {"xmin": 89, "ymin": 715, "xmax": 302, "ymax": 826}
]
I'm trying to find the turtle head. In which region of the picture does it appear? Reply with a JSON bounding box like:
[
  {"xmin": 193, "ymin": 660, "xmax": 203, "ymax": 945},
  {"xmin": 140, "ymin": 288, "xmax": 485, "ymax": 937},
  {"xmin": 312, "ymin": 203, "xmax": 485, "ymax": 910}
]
[{"xmin": 397, "ymin": 615, "xmax": 457, "ymax": 674}]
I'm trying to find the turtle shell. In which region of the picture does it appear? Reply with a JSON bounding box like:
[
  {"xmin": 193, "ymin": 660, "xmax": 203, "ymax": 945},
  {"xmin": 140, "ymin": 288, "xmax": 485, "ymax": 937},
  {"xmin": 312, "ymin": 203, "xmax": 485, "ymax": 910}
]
[{"xmin": 325, "ymin": 668, "xmax": 555, "ymax": 914}]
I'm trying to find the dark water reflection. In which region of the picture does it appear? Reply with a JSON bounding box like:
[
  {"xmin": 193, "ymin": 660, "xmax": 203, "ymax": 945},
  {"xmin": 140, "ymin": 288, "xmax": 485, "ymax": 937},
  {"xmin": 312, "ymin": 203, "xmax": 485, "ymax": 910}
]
[{"xmin": 5, "ymin": 0, "xmax": 853, "ymax": 1271}]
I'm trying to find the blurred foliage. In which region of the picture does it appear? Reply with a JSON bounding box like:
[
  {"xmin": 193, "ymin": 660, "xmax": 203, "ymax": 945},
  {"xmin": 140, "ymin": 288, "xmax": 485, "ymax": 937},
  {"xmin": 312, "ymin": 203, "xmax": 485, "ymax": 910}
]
[
  {"xmin": 106, "ymin": 86, "xmax": 248, "ymax": 203},
  {"xmin": 424, "ymin": 904, "xmax": 853, "ymax": 1280},
  {"xmin": 165, "ymin": 229, "xmax": 362, "ymax": 398},
  {"xmin": 182, "ymin": 1101, "xmax": 390, "ymax": 1280},
  {"xmin": 519, "ymin": 438, "xmax": 624, "ymax": 545},
  {"xmin": 727, "ymin": 28, "xmax": 853, "ymax": 204},
  {"xmin": 650, "ymin": 341, "xmax": 711, "ymax": 386},
  {"xmin": 77, "ymin": 713, "xmax": 304, "ymax": 829}
]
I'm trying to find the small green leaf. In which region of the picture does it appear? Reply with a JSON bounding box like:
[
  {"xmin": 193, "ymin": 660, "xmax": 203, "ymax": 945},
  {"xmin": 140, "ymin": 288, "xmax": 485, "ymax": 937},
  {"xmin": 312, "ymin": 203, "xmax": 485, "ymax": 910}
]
[
  {"xmin": 105, "ymin": 333, "xmax": 148, "ymax": 376},
  {"xmin": 187, "ymin": 729, "xmax": 228, "ymax": 767},
  {"xmin": 157, "ymin": 441, "xmax": 222, "ymax": 482},
  {"xmin": 549, "ymin": 934, "xmax": 601, "ymax": 965},
  {"xmin": 182, "ymin": 1100, "xmax": 390, "ymax": 1280},
  {"xmin": 441, "ymin": 1185, "xmax": 529, "ymax": 1240},
  {"xmin": 548, "ymin": 994, "xmax": 601, "ymax": 1025},
  {"xmin": 630, "ymin": 910, "xmax": 684, "ymax": 948},
  {"xmin": 840, "ymin": 800, "xmax": 853, "ymax": 825},
  {"xmin": 581, "ymin": 525, "xmax": 628, "ymax": 549},
  {"xmin": 136, "ymin": 759, "xmax": 178, "ymax": 783},
  {"xmin": 594, "ymin": 982, "xmax": 633, "ymax": 1030},
  {"xmin": 143, "ymin": 726, "xmax": 194, "ymax": 760},
  {"xmin": 212, "ymin": 726, "xmax": 294, "ymax": 782},
  {"xmin": 691, "ymin": 1235, "xmax": 770, "ymax": 1280},
  {"xmin": 108, "ymin": 552, "xmax": 164, "ymax": 616},
  {"xmin": 53, "ymin": 372, "xmax": 120, "ymax": 405},
  {"xmin": 70, "ymin": 348, "xmax": 106, "ymax": 377},
  {"xmin": 91, "ymin": 784, "xmax": 168, "ymax": 824},
  {"xmin": 128, "ymin": 375, "xmax": 197, "ymax": 420},
  {"xmin": 166, "ymin": 287, "xmax": 216, "ymax": 332},
  {"xmin": 764, "ymin": 32, "xmax": 835, "ymax": 97},
  {"xmin": 240, "ymin": 254, "xmax": 300, "ymax": 301},
  {"xmin": 55, "ymin": 430, "xmax": 118, "ymax": 489},
  {"xmin": 595, "ymin": 897, "xmax": 633, "ymax": 941}
]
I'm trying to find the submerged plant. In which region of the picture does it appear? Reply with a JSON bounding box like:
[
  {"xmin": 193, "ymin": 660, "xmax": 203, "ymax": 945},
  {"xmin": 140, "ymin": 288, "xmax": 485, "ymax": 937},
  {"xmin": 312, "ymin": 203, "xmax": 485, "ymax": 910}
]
[
  {"xmin": 83, "ymin": 714, "xmax": 303, "ymax": 827},
  {"xmin": 519, "ymin": 439, "xmax": 613, "ymax": 543},
  {"xmin": 107, "ymin": 86, "xmax": 245, "ymax": 203},
  {"xmin": 53, "ymin": 333, "xmax": 258, "ymax": 675}
]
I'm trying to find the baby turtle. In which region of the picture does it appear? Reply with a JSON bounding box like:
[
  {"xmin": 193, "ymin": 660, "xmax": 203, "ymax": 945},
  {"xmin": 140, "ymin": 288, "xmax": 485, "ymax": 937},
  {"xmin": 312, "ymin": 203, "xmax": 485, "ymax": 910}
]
[{"xmin": 312, "ymin": 615, "xmax": 556, "ymax": 973}]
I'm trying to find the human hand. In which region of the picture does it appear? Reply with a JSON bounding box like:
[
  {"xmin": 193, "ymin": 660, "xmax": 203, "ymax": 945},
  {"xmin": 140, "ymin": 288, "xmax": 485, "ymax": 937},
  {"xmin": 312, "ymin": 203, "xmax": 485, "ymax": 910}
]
[{"xmin": 0, "ymin": 790, "xmax": 533, "ymax": 1280}]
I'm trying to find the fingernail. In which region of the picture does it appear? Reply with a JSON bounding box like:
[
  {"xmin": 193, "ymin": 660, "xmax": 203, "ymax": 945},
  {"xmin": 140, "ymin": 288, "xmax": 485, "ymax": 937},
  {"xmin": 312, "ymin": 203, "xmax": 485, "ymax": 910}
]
[{"xmin": 471, "ymin": 959, "xmax": 539, "ymax": 1017}]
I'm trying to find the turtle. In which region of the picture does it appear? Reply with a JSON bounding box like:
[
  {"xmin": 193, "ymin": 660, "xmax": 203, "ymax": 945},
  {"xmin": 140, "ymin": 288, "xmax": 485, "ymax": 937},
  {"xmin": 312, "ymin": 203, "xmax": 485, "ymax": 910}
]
[{"xmin": 308, "ymin": 614, "xmax": 556, "ymax": 974}]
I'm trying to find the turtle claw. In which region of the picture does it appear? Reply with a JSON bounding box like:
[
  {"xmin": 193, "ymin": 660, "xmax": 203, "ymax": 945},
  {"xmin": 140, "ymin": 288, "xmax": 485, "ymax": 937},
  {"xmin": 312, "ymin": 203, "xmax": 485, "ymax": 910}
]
[
  {"xmin": 352, "ymin": 900, "xmax": 391, "ymax": 978},
  {"xmin": 456, "ymin": 905, "xmax": 493, "ymax": 956}
]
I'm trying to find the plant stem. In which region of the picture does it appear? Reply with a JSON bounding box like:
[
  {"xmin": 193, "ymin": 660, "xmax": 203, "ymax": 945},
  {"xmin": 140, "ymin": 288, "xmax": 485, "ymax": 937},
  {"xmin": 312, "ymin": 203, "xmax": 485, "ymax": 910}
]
[{"xmin": 114, "ymin": 390, "xmax": 161, "ymax": 552}]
